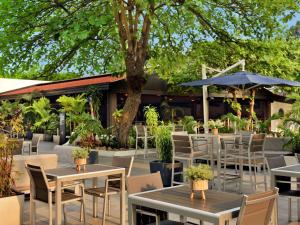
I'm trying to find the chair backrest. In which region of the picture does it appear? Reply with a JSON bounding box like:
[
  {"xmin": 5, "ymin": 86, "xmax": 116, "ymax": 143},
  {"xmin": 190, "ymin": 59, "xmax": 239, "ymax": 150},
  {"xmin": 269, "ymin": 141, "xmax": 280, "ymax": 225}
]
[
  {"xmin": 25, "ymin": 164, "xmax": 49, "ymax": 202},
  {"xmin": 127, "ymin": 172, "xmax": 163, "ymax": 194},
  {"xmin": 266, "ymin": 155, "xmax": 286, "ymax": 169},
  {"xmin": 32, "ymin": 136, "xmax": 40, "ymax": 147},
  {"xmin": 238, "ymin": 131, "xmax": 252, "ymax": 145},
  {"xmin": 173, "ymin": 124, "xmax": 184, "ymax": 132},
  {"xmin": 171, "ymin": 132, "xmax": 192, "ymax": 154},
  {"xmin": 111, "ymin": 156, "xmax": 134, "ymax": 177},
  {"xmin": 249, "ymin": 133, "xmax": 266, "ymax": 152},
  {"xmin": 236, "ymin": 188, "xmax": 279, "ymax": 225},
  {"xmin": 135, "ymin": 125, "xmax": 145, "ymax": 137},
  {"xmin": 219, "ymin": 135, "xmax": 240, "ymax": 150}
]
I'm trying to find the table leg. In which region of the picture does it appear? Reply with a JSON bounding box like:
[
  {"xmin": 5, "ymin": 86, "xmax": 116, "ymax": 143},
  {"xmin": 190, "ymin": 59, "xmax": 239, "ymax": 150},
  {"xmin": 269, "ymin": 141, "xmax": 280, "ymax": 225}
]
[
  {"xmin": 92, "ymin": 178, "xmax": 98, "ymax": 217},
  {"xmin": 239, "ymin": 154, "xmax": 244, "ymax": 193},
  {"xmin": 298, "ymin": 199, "xmax": 300, "ymax": 221},
  {"xmin": 29, "ymin": 181, "xmax": 35, "ymax": 225},
  {"xmin": 55, "ymin": 180, "xmax": 62, "ymax": 225},
  {"xmin": 217, "ymin": 146, "xmax": 221, "ymax": 191},
  {"xmin": 270, "ymin": 172, "xmax": 276, "ymax": 188},
  {"xmin": 120, "ymin": 171, "xmax": 126, "ymax": 225},
  {"xmin": 128, "ymin": 199, "xmax": 136, "ymax": 225}
]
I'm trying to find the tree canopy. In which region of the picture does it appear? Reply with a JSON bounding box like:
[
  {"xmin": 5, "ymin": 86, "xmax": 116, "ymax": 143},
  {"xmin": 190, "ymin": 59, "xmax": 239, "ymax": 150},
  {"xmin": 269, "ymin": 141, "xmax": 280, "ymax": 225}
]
[
  {"xmin": 0, "ymin": 0, "xmax": 299, "ymax": 145},
  {"xmin": 0, "ymin": 1, "xmax": 298, "ymax": 77}
]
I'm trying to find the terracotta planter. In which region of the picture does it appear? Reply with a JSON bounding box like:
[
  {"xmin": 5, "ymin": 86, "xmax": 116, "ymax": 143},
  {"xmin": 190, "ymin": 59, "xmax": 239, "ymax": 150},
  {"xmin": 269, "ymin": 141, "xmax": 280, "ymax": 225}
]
[
  {"xmin": 0, "ymin": 193, "xmax": 24, "ymax": 225},
  {"xmin": 212, "ymin": 128, "xmax": 219, "ymax": 135},
  {"xmin": 74, "ymin": 158, "xmax": 87, "ymax": 171},
  {"xmin": 190, "ymin": 180, "xmax": 208, "ymax": 200}
]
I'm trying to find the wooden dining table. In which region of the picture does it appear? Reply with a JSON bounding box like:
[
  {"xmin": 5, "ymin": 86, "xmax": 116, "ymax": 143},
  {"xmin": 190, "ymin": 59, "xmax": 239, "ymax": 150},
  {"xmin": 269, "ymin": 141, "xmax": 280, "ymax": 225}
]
[
  {"xmin": 30, "ymin": 164, "xmax": 126, "ymax": 225},
  {"xmin": 128, "ymin": 185, "xmax": 243, "ymax": 225}
]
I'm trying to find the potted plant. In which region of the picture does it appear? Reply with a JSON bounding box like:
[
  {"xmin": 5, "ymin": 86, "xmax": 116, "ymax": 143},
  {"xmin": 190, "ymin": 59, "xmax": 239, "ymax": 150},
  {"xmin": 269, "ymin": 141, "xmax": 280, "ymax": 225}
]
[
  {"xmin": 149, "ymin": 124, "xmax": 183, "ymax": 187},
  {"xmin": 207, "ymin": 119, "xmax": 224, "ymax": 135},
  {"xmin": 0, "ymin": 133, "xmax": 24, "ymax": 225},
  {"xmin": 72, "ymin": 148, "xmax": 90, "ymax": 171},
  {"xmin": 185, "ymin": 164, "xmax": 213, "ymax": 200}
]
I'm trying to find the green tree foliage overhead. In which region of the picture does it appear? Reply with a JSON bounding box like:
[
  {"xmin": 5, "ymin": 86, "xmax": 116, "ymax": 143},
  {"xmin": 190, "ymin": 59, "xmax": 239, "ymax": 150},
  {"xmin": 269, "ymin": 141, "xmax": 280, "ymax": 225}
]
[
  {"xmin": 0, "ymin": 0, "xmax": 299, "ymax": 145},
  {"xmin": 289, "ymin": 20, "xmax": 300, "ymax": 38},
  {"xmin": 149, "ymin": 39, "xmax": 300, "ymax": 93}
]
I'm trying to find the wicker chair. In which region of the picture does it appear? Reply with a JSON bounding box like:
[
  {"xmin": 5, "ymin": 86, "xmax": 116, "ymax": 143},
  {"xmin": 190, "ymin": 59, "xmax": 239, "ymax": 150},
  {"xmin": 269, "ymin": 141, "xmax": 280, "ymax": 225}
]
[
  {"xmin": 171, "ymin": 132, "xmax": 210, "ymax": 186},
  {"xmin": 31, "ymin": 136, "xmax": 40, "ymax": 154},
  {"xmin": 236, "ymin": 188, "xmax": 279, "ymax": 225},
  {"xmin": 127, "ymin": 172, "xmax": 183, "ymax": 225},
  {"xmin": 218, "ymin": 134, "xmax": 243, "ymax": 192},
  {"xmin": 26, "ymin": 164, "xmax": 86, "ymax": 225},
  {"xmin": 229, "ymin": 133, "xmax": 267, "ymax": 191},
  {"xmin": 85, "ymin": 156, "xmax": 134, "ymax": 225},
  {"xmin": 135, "ymin": 124, "xmax": 155, "ymax": 158}
]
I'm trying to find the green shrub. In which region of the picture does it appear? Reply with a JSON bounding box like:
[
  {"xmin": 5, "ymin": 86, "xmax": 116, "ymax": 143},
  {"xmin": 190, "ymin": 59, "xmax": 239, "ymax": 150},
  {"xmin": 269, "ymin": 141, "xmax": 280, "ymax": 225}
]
[
  {"xmin": 72, "ymin": 148, "xmax": 89, "ymax": 159},
  {"xmin": 155, "ymin": 124, "xmax": 173, "ymax": 162},
  {"xmin": 144, "ymin": 106, "xmax": 159, "ymax": 135},
  {"xmin": 181, "ymin": 116, "xmax": 197, "ymax": 134},
  {"xmin": 185, "ymin": 164, "xmax": 214, "ymax": 181}
]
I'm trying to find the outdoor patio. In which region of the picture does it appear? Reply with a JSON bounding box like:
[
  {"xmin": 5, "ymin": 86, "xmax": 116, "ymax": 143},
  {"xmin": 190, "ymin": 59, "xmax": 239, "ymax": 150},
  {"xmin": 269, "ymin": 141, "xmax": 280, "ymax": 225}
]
[{"xmin": 18, "ymin": 141, "xmax": 298, "ymax": 225}]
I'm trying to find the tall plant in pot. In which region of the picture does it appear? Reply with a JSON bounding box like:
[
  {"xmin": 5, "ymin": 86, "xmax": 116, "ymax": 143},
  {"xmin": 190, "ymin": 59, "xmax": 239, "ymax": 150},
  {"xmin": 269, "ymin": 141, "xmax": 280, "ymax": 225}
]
[
  {"xmin": 149, "ymin": 124, "xmax": 183, "ymax": 187},
  {"xmin": 0, "ymin": 133, "xmax": 24, "ymax": 225}
]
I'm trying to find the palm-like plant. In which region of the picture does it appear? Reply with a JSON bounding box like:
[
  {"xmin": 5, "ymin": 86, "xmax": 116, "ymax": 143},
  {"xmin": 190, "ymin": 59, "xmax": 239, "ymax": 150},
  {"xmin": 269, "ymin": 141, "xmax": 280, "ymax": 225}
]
[
  {"xmin": 57, "ymin": 94, "xmax": 87, "ymax": 132},
  {"xmin": 69, "ymin": 113, "xmax": 103, "ymax": 148},
  {"xmin": 25, "ymin": 97, "xmax": 58, "ymax": 134}
]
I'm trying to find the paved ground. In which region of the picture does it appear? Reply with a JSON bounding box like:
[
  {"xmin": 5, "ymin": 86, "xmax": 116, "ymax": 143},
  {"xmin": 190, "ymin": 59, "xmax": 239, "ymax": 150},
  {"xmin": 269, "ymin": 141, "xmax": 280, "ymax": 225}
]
[{"xmin": 22, "ymin": 141, "xmax": 298, "ymax": 225}]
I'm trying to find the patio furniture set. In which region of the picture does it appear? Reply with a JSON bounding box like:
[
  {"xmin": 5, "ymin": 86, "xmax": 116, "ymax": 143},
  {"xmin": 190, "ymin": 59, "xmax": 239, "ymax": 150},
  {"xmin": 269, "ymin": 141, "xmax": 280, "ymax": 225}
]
[
  {"xmin": 21, "ymin": 130, "xmax": 300, "ymax": 225},
  {"xmin": 26, "ymin": 156, "xmax": 134, "ymax": 225},
  {"xmin": 171, "ymin": 131, "xmax": 268, "ymax": 192}
]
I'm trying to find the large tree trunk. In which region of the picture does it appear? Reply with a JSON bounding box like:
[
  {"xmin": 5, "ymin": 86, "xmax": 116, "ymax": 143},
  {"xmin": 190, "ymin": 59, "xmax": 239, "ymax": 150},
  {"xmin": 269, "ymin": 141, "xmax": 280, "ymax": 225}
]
[{"xmin": 117, "ymin": 90, "xmax": 142, "ymax": 147}]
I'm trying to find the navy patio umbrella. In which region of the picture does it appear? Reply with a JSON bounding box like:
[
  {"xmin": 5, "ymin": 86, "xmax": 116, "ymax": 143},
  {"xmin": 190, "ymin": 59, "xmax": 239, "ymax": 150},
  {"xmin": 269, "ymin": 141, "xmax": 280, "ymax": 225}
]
[
  {"xmin": 180, "ymin": 71, "xmax": 300, "ymax": 128},
  {"xmin": 180, "ymin": 71, "xmax": 300, "ymax": 90}
]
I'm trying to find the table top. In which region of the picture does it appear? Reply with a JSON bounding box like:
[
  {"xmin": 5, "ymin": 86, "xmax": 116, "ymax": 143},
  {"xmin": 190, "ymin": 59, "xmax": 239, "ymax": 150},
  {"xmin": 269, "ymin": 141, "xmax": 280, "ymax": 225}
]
[
  {"xmin": 130, "ymin": 185, "xmax": 243, "ymax": 216},
  {"xmin": 271, "ymin": 164, "xmax": 300, "ymax": 173},
  {"xmin": 45, "ymin": 164, "xmax": 124, "ymax": 179}
]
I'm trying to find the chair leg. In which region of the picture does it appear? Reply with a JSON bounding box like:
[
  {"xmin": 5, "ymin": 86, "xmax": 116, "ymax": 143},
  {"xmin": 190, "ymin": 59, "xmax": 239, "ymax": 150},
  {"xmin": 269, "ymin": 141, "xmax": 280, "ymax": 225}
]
[
  {"xmin": 253, "ymin": 160, "xmax": 257, "ymax": 191},
  {"xmin": 144, "ymin": 137, "xmax": 147, "ymax": 159},
  {"xmin": 171, "ymin": 157, "xmax": 175, "ymax": 186},
  {"xmin": 248, "ymin": 157, "xmax": 254, "ymax": 192},
  {"xmin": 263, "ymin": 159, "xmax": 267, "ymax": 191},
  {"xmin": 108, "ymin": 195, "xmax": 111, "ymax": 216},
  {"xmin": 288, "ymin": 198, "xmax": 292, "ymax": 222},
  {"xmin": 63, "ymin": 205, "xmax": 67, "ymax": 225},
  {"xmin": 102, "ymin": 195, "xmax": 107, "ymax": 225},
  {"xmin": 49, "ymin": 201, "xmax": 53, "ymax": 225},
  {"xmin": 80, "ymin": 201, "xmax": 84, "ymax": 222},
  {"xmin": 135, "ymin": 137, "xmax": 138, "ymax": 150},
  {"xmin": 82, "ymin": 198, "xmax": 87, "ymax": 225}
]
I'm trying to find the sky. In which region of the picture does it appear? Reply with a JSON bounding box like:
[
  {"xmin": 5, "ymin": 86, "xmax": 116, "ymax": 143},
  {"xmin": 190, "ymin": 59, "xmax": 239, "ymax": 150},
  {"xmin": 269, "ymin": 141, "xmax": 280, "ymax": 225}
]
[{"xmin": 288, "ymin": 13, "xmax": 300, "ymax": 27}]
